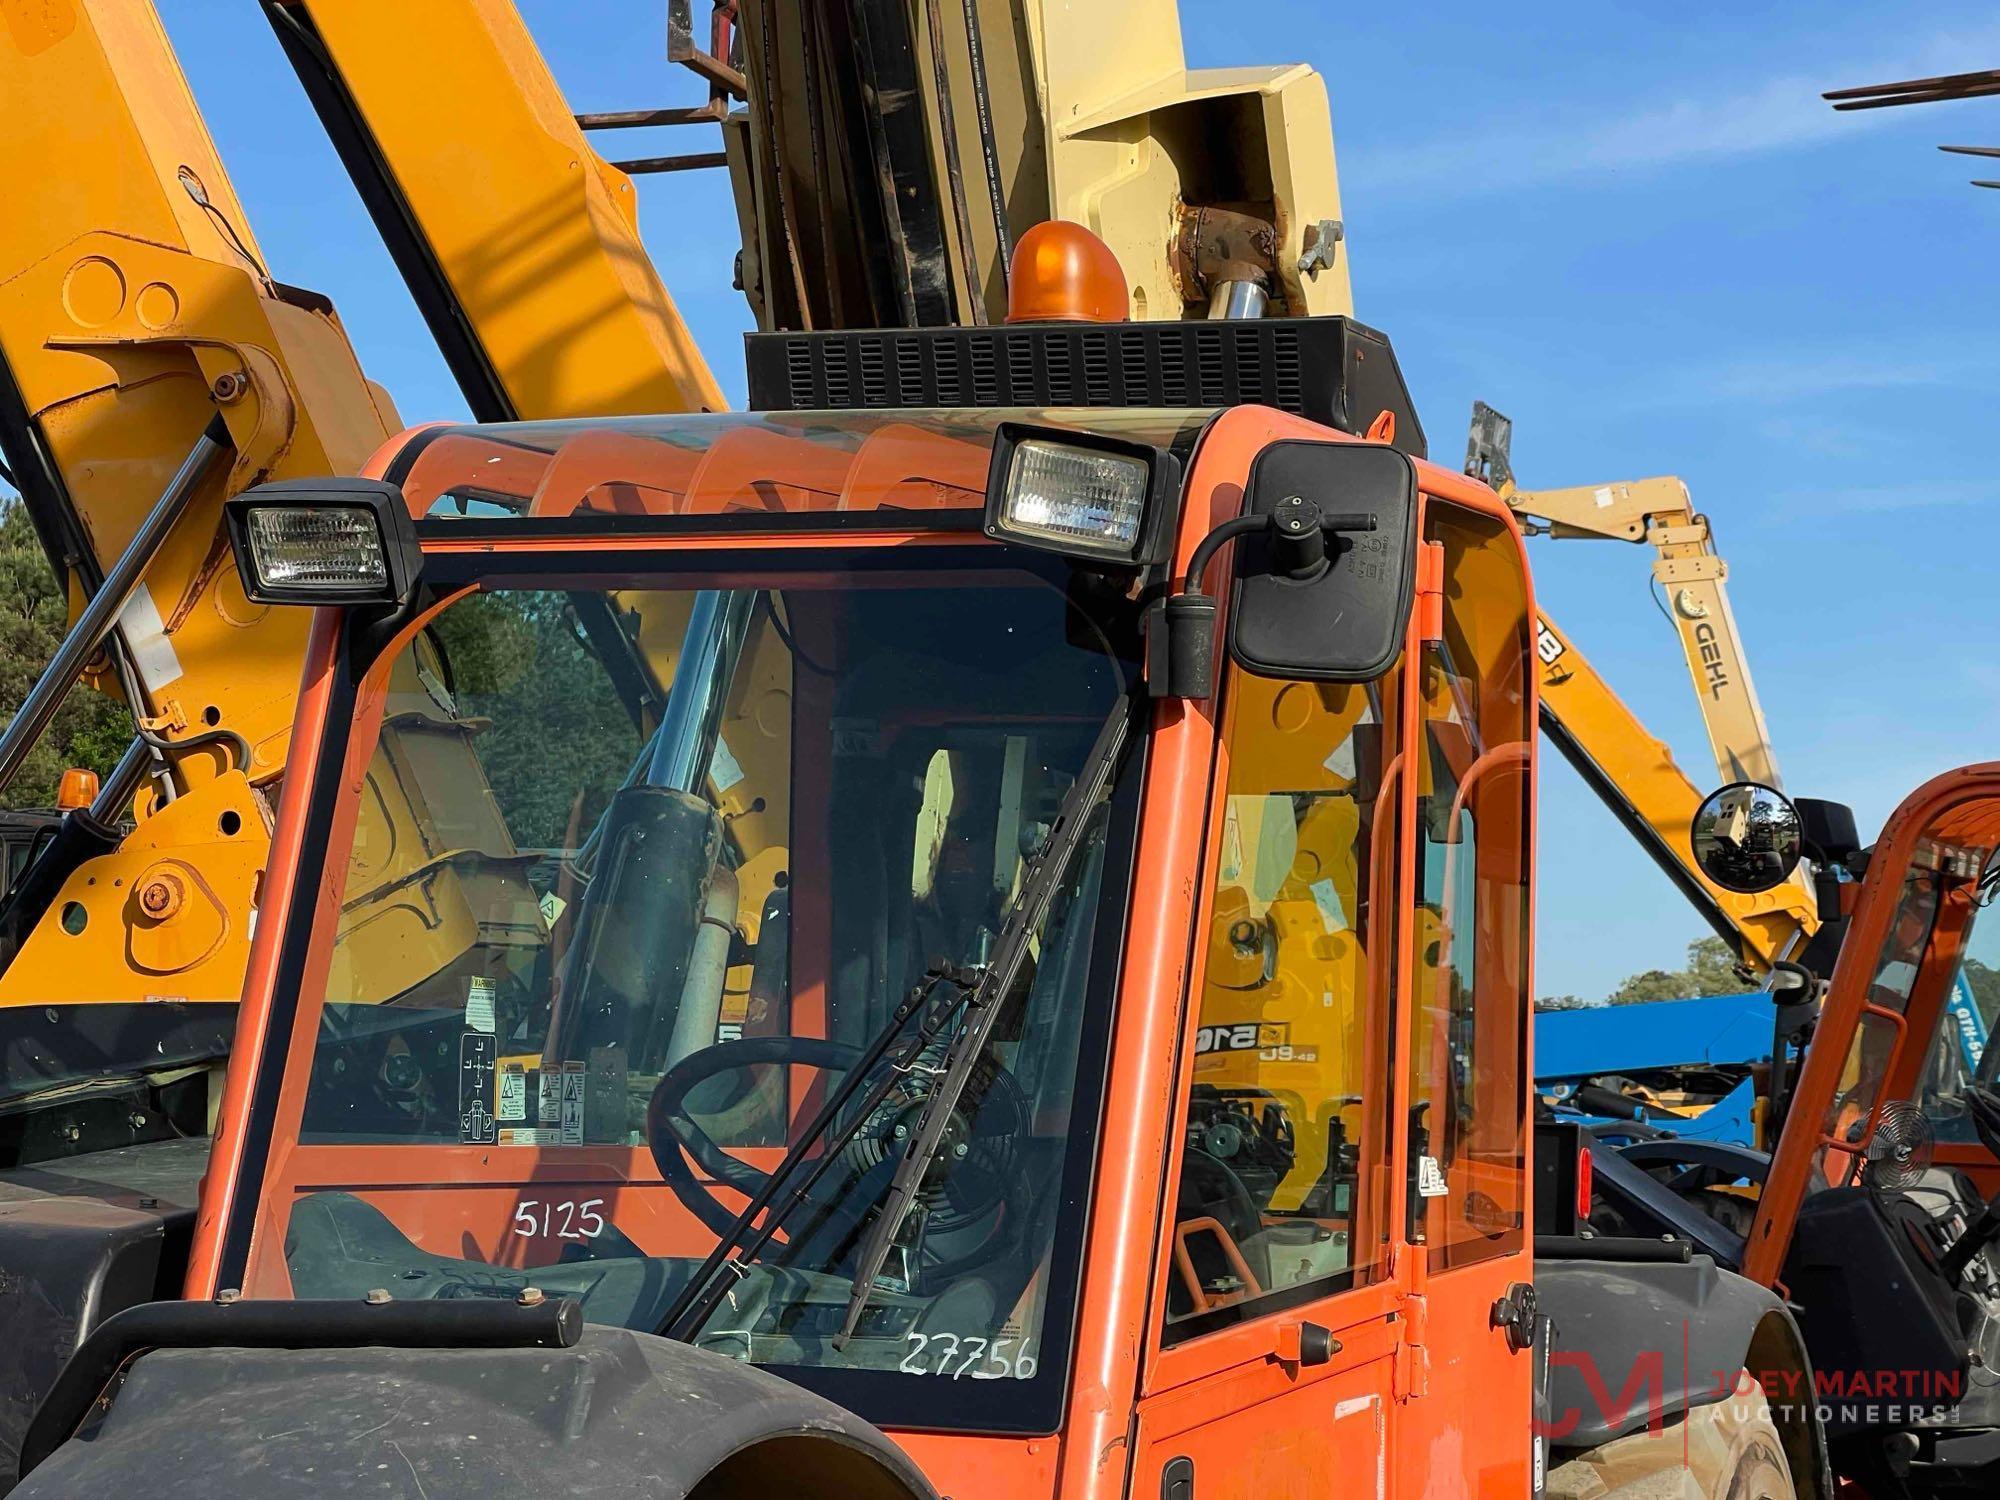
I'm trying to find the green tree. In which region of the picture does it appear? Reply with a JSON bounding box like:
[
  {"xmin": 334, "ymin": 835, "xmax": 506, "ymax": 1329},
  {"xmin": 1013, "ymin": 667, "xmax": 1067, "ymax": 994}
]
[
  {"xmin": 429, "ymin": 590, "xmax": 642, "ymax": 849},
  {"xmin": 1536, "ymin": 937, "xmax": 1748, "ymax": 1012},
  {"xmin": 0, "ymin": 498, "xmax": 133, "ymax": 808},
  {"xmin": 1605, "ymin": 936, "xmax": 1744, "ymax": 1005}
]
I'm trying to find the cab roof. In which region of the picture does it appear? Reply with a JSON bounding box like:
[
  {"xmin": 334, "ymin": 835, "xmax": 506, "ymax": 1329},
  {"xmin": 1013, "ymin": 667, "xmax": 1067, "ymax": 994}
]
[{"xmin": 379, "ymin": 407, "xmax": 1213, "ymax": 530}]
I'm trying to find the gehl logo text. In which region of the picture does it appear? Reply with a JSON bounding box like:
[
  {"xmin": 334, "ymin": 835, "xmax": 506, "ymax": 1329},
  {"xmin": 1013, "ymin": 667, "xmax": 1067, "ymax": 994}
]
[{"xmin": 1693, "ymin": 621, "xmax": 1730, "ymax": 698}]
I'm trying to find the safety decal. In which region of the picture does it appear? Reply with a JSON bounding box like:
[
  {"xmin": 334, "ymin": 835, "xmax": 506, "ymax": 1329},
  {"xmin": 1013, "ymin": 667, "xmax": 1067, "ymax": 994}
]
[
  {"xmin": 499, "ymin": 1128, "xmax": 560, "ymax": 1147},
  {"xmin": 497, "ymin": 1061, "xmax": 528, "ymax": 1122},
  {"xmin": 465, "ymin": 975, "xmax": 497, "ymax": 1036},
  {"xmin": 559, "ymin": 1059, "xmax": 586, "ymax": 1146},
  {"xmin": 1417, "ymin": 1154, "xmax": 1449, "ymax": 1198},
  {"xmin": 458, "ymin": 1031, "xmax": 499, "ymax": 1145}
]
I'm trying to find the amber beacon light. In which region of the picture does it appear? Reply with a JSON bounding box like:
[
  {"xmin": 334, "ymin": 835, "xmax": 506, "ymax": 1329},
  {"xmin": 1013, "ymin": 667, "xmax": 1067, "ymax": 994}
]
[
  {"xmin": 54, "ymin": 768, "xmax": 99, "ymax": 811},
  {"xmin": 1005, "ymin": 221, "xmax": 1130, "ymax": 324}
]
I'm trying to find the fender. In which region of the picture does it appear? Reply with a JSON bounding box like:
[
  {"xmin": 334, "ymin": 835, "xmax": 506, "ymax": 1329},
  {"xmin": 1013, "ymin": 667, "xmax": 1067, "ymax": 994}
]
[
  {"xmin": 1537, "ymin": 1254, "xmax": 1831, "ymax": 1492},
  {"xmin": 16, "ymin": 1324, "xmax": 938, "ymax": 1499}
]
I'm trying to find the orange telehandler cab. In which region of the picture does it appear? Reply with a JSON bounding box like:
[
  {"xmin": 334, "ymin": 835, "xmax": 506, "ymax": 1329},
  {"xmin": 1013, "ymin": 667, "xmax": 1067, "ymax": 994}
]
[
  {"xmin": 1553, "ymin": 764, "xmax": 2000, "ymax": 1497},
  {"xmin": 4, "ymin": 318, "xmax": 1827, "ymax": 1499}
]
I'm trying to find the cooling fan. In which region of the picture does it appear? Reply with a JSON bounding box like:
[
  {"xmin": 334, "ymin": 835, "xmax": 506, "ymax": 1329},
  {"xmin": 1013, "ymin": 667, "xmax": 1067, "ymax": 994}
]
[{"xmin": 1864, "ymin": 1099, "xmax": 1936, "ymax": 1191}]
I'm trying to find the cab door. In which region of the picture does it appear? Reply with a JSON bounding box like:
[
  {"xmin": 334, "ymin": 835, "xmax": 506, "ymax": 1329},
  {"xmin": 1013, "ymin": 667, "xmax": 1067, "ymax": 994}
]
[
  {"xmin": 1398, "ymin": 499, "xmax": 1538, "ymax": 1495},
  {"xmin": 1129, "ymin": 644, "xmax": 1410, "ymax": 1498}
]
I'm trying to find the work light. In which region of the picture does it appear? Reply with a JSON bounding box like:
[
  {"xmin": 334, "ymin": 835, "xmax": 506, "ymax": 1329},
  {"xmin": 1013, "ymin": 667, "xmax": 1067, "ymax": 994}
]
[
  {"xmin": 224, "ymin": 478, "xmax": 421, "ymax": 606},
  {"xmin": 983, "ymin": 423, "xmax": 1176, "ymax": 567}
]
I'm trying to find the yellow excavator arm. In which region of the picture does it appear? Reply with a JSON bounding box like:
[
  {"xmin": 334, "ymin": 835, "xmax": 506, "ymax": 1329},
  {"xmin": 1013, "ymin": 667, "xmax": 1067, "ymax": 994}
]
[
  {"xmin": 262, "ymin": 0, "xmax": 724, "ymax": 419},
  {"xmin": 0, "ymin": 1, "xmax": 399, "ymax": 786},
  {"xmin": 1464, "ymin": 403, "xmax": 1818, "ymax": 973},
  {"xmin": 0, "ymin": 2, "xmax": 518, "ymax": 1022},
  {"xmin": 1532, "ymin": 613, "xmax": 1816, "ymax": 972},
  {"xmin": 0, "ymin": 0, "xmax": 402, "ymax": 1009}
]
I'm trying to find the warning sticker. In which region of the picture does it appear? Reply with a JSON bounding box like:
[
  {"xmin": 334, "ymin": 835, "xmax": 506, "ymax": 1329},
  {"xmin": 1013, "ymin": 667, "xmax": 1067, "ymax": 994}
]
[
  {"xmin": 711, "ymin": 734, "xmax": 746, "ymax": 792},
  {"xmin": 1308, "ymin": 877, "xmax": 1347, "ymax": 934},
  {"xmin": 458, "ymin": 1032, "xmax": 498, "ymax": 1145},
  {"xmin": 538, "ymin": 1066, "xmax": 562, "ymax": 1127},
  {"xmin": 465, "ymin": 976, "xmax": 497, "ymax": 1036},
  {"xmin": 559, "ymin": 1060, "xmax": 586, "ymax": 1146},
  {"xmin": 499, "ymin": 1127, "xmax": 561, "ymax": 1147},
  {"xmin": 1417, "ymin": 1155, "xmax": 1449, "ymax": 1198},
  {"xmin": 497, "ymin": 1062, "xmax": 527, "ymax": 1123},
  {"xmin": 539, "ymin": 890, "xmax": 567, "ymax": 928}
]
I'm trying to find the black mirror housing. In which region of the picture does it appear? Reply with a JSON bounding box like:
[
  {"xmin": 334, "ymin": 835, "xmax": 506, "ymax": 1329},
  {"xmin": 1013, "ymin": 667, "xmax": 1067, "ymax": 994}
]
[
  {"xmin": 1226, "ymin": 441, "xmax": 1419, "ymax": 682},
  {"xmin": 1690, "ymin": 781, "xmax": 1804, "ymax": 895}
]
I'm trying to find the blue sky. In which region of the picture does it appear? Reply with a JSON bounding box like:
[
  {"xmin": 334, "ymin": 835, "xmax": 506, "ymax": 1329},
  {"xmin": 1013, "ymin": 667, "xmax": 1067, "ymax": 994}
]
[{"xmin": 156, "ymin": 2, "xmax": 2000, "ymax": 999}]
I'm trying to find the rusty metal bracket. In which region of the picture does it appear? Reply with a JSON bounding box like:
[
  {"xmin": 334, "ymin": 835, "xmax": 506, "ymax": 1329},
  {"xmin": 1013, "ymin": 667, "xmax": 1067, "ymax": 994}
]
[{"xmin": 669, "ymin": 0, "xmax": 747, "ymax": 100}]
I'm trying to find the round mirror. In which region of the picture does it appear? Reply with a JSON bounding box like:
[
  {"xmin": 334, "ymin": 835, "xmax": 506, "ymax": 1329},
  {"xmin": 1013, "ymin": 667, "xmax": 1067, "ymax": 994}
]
[{"xmin": 1691, "ymin": 781, "xmax": 1803, "ymax": 894}]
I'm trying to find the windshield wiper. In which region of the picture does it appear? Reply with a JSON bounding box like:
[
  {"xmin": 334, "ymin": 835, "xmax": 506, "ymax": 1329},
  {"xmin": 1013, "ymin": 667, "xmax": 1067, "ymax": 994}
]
[
  {"xmin": 831, "ymin": 696, "xmax": 1133, "ymax": 1348},
  {"xmin": 656, "ymin": 962, "xmax": 977, "ymax": 1341}
]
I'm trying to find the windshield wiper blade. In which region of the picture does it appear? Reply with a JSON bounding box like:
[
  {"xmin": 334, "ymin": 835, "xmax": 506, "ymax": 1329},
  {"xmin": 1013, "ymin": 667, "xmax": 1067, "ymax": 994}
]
[
  {"xmin": 656, "ymin": 963, "xmax": 975, "ymax": 1341},
  {"xmin": 832, "ymin": 696, "xmax": 1134, "ymax": 1348}
]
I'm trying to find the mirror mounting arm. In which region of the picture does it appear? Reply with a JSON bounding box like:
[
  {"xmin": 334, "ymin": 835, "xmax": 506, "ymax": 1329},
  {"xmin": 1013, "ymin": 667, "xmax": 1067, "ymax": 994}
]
[
  {"xmin": 1179, "ymin": 501, "xmax": 1377, "ymax": 597},
  {"xmin": 1150, "ymin": 504, "xmax": 1379, "ymax": 701}
]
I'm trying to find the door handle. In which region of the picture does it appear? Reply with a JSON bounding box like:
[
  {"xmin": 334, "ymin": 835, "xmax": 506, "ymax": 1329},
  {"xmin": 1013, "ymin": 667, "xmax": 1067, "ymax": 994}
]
[{"xmin": 1276, "ymin": 1319, "xmax": 1341, "ymax": 1368}]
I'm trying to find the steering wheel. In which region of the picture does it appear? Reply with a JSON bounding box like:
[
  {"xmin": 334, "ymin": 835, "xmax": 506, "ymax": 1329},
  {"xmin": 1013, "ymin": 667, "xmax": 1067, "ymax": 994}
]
[
  {"xmin": 646, "ymin": 1035, "xmax": 1038, "ymax": 1277},
  {"xmin": 646, "ymin": 1036, "xmax": 865, "ymax": 1238}
]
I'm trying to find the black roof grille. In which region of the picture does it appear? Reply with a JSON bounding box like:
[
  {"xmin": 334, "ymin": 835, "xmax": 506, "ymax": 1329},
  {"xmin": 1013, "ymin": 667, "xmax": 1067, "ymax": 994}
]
[
  {"xmin": 1272, "ymin": 327, "xmax": 1302, "ymax": 411},
  {"xmin": 1118, "ymin": 328, "xmax": 1152, "ymax": 404},
  {"xmin": 857, "ymin": 338, "xmax": 888, "ymax": 406},
  {"xmin": 1080, "ymin": 331, "xmax": 1112, "ymax": 403},
  {"xmin": 822, "ymin": 341, "xmax": 852, "ymax": 407},
  {"xmin": 968, "ymin": 335, "xmax": 999, "ymax": 406},
  {"xmin": 744, "ymin": 316, "xmax": 1427, "ymax": 458},
  {"xmin": 895, "ymin": 338, "xmax": 923, "ymax": 397}
]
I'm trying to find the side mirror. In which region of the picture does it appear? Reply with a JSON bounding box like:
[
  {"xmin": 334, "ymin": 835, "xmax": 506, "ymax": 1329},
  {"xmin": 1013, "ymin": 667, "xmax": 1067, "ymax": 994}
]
[
  {"xmin": 1148, "ymin": 441, "xmax": 1418, "ymax": 697},
  {"xmin": 1229, "ymin": 442, "xmax": 1418, "ymax": 682},
  {"xmin": 1691, "ymin": 780, "xmax": 1803, "ymax": 894}
]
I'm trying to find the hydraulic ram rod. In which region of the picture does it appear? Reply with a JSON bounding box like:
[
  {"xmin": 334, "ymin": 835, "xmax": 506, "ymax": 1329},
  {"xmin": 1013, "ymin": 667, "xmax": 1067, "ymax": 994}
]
[{"xmin": 0, "ymin": 420, "xmax": 227, "ymax": 796}]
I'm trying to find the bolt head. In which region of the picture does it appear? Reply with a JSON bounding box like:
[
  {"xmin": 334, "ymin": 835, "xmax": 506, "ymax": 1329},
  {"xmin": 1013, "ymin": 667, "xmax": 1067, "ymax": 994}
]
[
  {"xmin": 137, "ymin": 869, "xmax": 185, "ymax": 920},
  {"xmin": 365, "ymin": 1287, "xmax": 393, "ymax": 1305}
]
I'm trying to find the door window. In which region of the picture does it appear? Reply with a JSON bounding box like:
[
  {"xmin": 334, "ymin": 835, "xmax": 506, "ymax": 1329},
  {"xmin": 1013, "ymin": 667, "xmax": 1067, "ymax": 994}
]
[
  {"xmin": 1164, "ymin": 662, "xmax": 1402, "ymax": 1342},
  {"xmin": 1914, "ymin": 854, "xmax": 2000, "ymax": 1144},
  {"xmin": 1410, "ymin": 507, "xmax": 1532, "ymax": 1270}
]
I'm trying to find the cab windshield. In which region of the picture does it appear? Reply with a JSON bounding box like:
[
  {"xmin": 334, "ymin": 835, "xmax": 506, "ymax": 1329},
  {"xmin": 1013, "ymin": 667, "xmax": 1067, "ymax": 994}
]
[{"xmin": 238, "ymin": 552, "xmax": 1143, "ymax": 1430}]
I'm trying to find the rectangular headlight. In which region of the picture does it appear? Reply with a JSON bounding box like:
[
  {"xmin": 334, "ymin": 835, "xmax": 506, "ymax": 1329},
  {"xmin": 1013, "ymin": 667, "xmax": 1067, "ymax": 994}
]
[
  {"xmin": 983, "ymin": 425, "xmax": 1176, "ymax": 567},
  {"xmin": 244, "ymin": 507, "xmax": 389, "ymax": 593},
  {"xmin": 224, "ymin": 478, "xmax": 419, "ymax": 606}
]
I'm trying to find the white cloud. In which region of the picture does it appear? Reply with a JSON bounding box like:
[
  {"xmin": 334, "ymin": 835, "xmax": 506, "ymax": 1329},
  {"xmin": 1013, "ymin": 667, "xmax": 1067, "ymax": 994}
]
[{"xmin": 1355, "ymin": 24, "xmax": 2000, "ymax": 199}]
